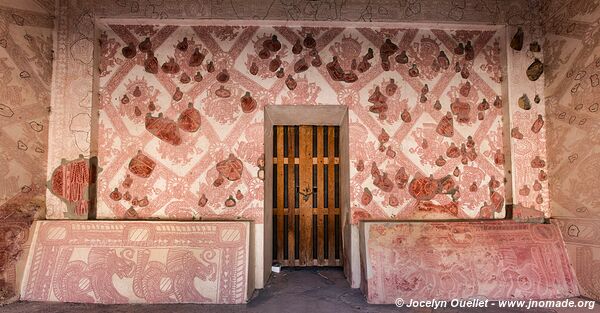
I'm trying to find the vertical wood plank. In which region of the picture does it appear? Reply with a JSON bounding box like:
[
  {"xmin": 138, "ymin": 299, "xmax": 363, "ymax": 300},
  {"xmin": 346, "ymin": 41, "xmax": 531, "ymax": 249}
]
[
  {"xmin": 299, "ymin": 126, "xmax": 313, "ymax": 266},
  {"xmin": 316, "ymin": 126, "xmax": 325, "ymax": 265},
  {"xmin": 287, "ymin": 126, "xmax": 295, "ymax": 264},
  {"xmin": 327, "ymin": 126, "xmax": 336, "ymax": 265},
  {"xmin": 276, "ymin": 126, "xmax": 284, "ymax": 264}
]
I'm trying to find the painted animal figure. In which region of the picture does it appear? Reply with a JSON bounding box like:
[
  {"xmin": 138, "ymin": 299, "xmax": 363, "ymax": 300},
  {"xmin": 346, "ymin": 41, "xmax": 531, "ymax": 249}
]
[{"xmin": 52, "ymin": 248, "xmax": 135, "ymax": 303}]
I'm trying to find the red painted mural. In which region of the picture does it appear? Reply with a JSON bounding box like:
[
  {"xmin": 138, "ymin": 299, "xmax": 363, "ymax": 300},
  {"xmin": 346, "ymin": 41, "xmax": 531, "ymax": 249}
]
[
  {"xmin": 96, "ymin": 24, "xmax": 515, "ymax": 223},
  {"xmin": 21, "ymin": 221, "xmax": 251, "ymax": 303}
]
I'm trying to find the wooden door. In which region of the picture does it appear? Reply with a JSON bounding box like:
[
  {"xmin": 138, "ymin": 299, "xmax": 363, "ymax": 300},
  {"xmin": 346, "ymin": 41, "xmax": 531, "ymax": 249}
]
[{"xmin": 273, "ymin": 125, "xmax": 341, "ymax": 266}]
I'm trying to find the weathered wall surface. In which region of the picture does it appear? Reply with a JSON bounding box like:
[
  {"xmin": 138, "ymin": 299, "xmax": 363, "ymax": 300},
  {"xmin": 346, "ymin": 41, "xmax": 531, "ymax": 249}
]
[
  {"xmin": 43, "ymin": 0, "xmax": 550, "ymax": 291},
  {"xmin": 544, "ymin": 0, "xmax": 600, "ymax": 301},
  {"xmin": 0, "ymin": 0, "xmax": 53, "ymax": 302},
  {"xmin": 359, "ymin": 221, "xmax": 579, "ymax": 304},
  {"xmin": 20, "ymin": 220, "xmax": 252, "ymax": 304}
]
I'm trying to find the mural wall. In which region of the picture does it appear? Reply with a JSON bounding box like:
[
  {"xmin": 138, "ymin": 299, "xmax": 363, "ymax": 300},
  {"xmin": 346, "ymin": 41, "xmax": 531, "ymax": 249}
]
[
  {"xmin": 96, "ymin": 23, "xmax": 509, "ymax": 223},
  {"xmin": 544, "ymin": 0, "xmax": 600, "ymax": 301},
  {"xmin": 0, "ymin": 0, "xmax": 53, "ymax": 302}
]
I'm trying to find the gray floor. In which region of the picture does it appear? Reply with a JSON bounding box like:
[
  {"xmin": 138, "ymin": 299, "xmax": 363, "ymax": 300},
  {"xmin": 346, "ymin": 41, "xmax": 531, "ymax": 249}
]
[{"xmin": 1, "ymin": 268, "xmax": 598, "ymax": 313}]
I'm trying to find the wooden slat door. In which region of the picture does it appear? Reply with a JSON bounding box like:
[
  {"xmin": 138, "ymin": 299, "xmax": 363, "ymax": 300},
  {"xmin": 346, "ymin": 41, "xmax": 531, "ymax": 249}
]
[{"xmin": 273, "ymin": 125, "xmax": 341, "ymax": 267}]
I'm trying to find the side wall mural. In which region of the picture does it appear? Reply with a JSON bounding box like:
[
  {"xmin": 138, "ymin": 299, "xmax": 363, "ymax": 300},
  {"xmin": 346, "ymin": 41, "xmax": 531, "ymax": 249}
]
[
  {"xmin": 0, "ymin": 0, "xmax": 53, "ymax": 302},
  {"xmin": 544, "ymin": 0, "xmax": 600, "ymax": 301},
  {"xmin": 96, "ymin": 23, "xmax": 509, "ymax": 223}
]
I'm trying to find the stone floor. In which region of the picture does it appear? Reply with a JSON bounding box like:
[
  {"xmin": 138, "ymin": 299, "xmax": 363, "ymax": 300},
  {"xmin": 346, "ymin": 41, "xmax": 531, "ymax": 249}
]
[{"xmin": 1, "ymin": 268, "xmax": 598, "ymax": 313}]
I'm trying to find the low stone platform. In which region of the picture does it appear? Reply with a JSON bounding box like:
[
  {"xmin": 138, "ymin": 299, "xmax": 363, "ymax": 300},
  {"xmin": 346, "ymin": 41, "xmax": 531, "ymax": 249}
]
[
  {"xmin": 20, "ymin": 220, "xmax": 253, "ymax": 304},
  {"xmin": 359, "ymin": 220, "xmax": 579, "ymax": 304}
]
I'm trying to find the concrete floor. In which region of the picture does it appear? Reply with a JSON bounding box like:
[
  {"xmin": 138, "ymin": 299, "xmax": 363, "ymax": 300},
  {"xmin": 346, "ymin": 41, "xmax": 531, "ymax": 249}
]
[{"xmin": 1, "ymin": 268, "xmax": 598, "ymax": 313}]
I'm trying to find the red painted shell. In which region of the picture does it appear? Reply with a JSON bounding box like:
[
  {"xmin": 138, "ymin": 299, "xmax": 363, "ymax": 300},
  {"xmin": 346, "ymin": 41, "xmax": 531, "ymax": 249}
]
[
  {"xmin": 469, "ymin": 182, "xmax": 478, "ymax": 192},
  {"xmin": 312, "ymin": 55, "xmax": 322, "ymax": 67},
  {"xmin": 198, "ymin": 194, "xmax": 208, "ymax": 207},
  {"xmin": 215, "ymin": 86, "xmax": 231, "ymax": 98},
  {"xmin": 435, "ymin": 156, "xmax": 446, "ymax": 167},
  {"xmin": 434, "ymin": 100, "xmax": 442, "ymax": 111},
  {"xmin": 451, "ymin": 100, "xmax": 470, "ymax": 123},
  {"xmin": 438, "ymin": 51, "xmax": 450, "ymax": 70},
  {"xmin": 122, "ymin": 42, "xmax": 136, "ymax": 59},
  {"xmin": 370, "ymin": 162, "xmax": 381, "ymax": 177},
  {"xmin": 217, "ymin": 69, "xmax": 230, "ymax": 83},
  {"xmin": 294, "ymin": 58, "xmax": 309, "ymax": 73},
  {"xmin": 161, "ymin": 57, "xmax": 180, "ymax": 74},
  {"xmin": 144, "ymin": 51, "xmax": 158, "ymax": 74},
  {"xmin": 225, "ymin": 195, "xmax": 237, "ymax": 207},
  {"xmin": 401, "ymin": 109, "xmax": 411, "ymax": 123},
  {"xmin": 519, "ymin": 185, "xmax": 530, "ymax": 196},
  {"xmin": 258, "ymin": 48, "xmax": 270, "ymax": 59},
  {"xmin": 490, "ymin": 191, "xmax": 504, "ymax": 212},
  {"xmin": 356, "ymin": 160, "xmax": 364, "ymax": 172},
  {"xmin": 269, "ymin": 55, "xmax": 282, "ymax": 72},
  {"xmin": 189, "ymin": 48, "xmax": 205, "ymax": 67},
  {"xmin": 493, "ymin": 96, "xmax": 502, "ymax": 108},
  {"xmin": 361, "ymin": 187, "xmax": 372, "ymax": 205},
  {"xmin": 446, "ymin": 143, "xmax": 460, "ymax": 158},
  {"xmin": 123, "ymin": 191, "xmax": 131, "ymax": 201},
  {"xmin": 464, "ymin": 41, "xmax": 474, "ymax": 60},
  {"xmin": 533, "ymin": 180, "xmax": 542, "ymax": 191},
  {"xmin": 121, "ymin": 94, "xmax": 130, "ymax": 104},
  {"xmin": 110, "ymin": 188, "xmax": 122, "ymax": 201},
  {"xmin": 213, "ymin": 176, "xmax": 224, "ymax": 187},
  {"xmin": 539, "ymin": 170, "xmax": 547, "ymax": 181},
  {"xmin": 459, "ymin": 81, "xmax": 471, "ymax": 97},
  {"xmin": 389, "ymin": 195, "xmax": 399, "ymax": 207},
  {"xmin": 173, "ymin": 87, "xmax": 183, "ymax": 101},
  {"xmin": 122, "ymin": 174, "xmax": 133, "ymax": 188},
  {"xmin": 380, "ymin": 39, "xmax": 398, "ymax": 58},
  {"xmin": 408, "ymin": 175, "xmax": 439, "ymax": 201},
  {"xmin": 177, "ymin": 103, "xmax": 201, "ymax": 133},
  {"xmin": 133, "ymin": 86, "xmax": 142, "ymax": 97},
  {"xmin": 292, "ymin": 39, "xmax": 303, "ymax": 54},
  {"xmin": 453, "ymin": 167, "xmax": 460, "ymax": 177},
  {"xmin": 145, "ymin": 113, "xmax": 182, "ymax": 146},
  {"xmin": 396, "ymin": 50, "xmax": 408, "ymax": 64},
  {"xmin": 304, "ymin": 34, "xmax": 316, "ymax": 49},
  {"xmin": 180, "ymin": 72, "xmax": 191, "ymax": 84},
  {"xmin": 50, "ymin": 158, "xmax": 91, "ymax": 216},
  {"xmin": 368, "ymin": 86, "xmax": 387, "ymax": 105},
  {"xmin": 494, "ymin": 150, "xmax": 505, "ymax": 165},
  {"xmin": 395, "ymin": 167, "xmax": 409, "ymax": 189},
  {"xmin": 511, "ymin": 127, "xmax": 524, "ymax": 139},
  {"xmin": 216, "ymin": 153, "xmax": 243, "ymax": 181},
  {"xmin": 385, "ymin": 79, "xmax": 398, "ymax": 96},
  {"xmin": 531, "ymin": 156, "xmax": 546, "ymax": 168},
  {"xmin": 408, "ymin": 64, "xmax": 419, "ymax": 77},
  {"xmin": 138, "ymin": 196, "xmax": 149, "ymax": 207},
  {"xmin": 249, "ymin": 62, "xmax": 259, "ymax": 75},
  {"xmin": 177, "ymin": 37, "xmax": 188, "ymax": 51},
  {"xmin": 128, "ymin": 151, "xmax": 156, "ymax": 178},
  {"xmin": 531, "ymin": 114, "xmax": 544, "ymax": 133},
  {"xmin": 125, "ymin": 207, "xmax": 138, "ymax": 219},
  {"xmin": 138, "ymin": 37, "xmax": 152, "ymax": 52},
  {"xmin": 236, "ymin": 190, "xmax": 244, "ymax": 200},
  {"xmin": 378, "ymin": 128, "xmax": 389, "ymax": 144},
  {"xmin": 206, "ymin": 61, "xmax": 215, "ymax": 73},
  {"xmin": 240, "ymin": 92, "xmax": 257, "ymax": 113},
  {"xmin": 386, "ymin": 146, "xmax": 396, "ymax": 158},
  {"xmin": 357, "ymin": 57, "xmax": 370, "ymax": 72},
  {"xmin": 343, "ymin": 71, "xmax": 358, "ymax": 83},
  {"xmin": 194, "ymin": 72, "xmax": 203, "ymax": 82},
  {"xmin": 134, "ymin": 106, "xmax": 142, "ymax": 116},
  {"xmin": 264, "ymin": 35, "xmax": 281, "ymax": 52},
  {"xmin": 489, "ymin": 176, "xmax": 501, "ymax": 189}
]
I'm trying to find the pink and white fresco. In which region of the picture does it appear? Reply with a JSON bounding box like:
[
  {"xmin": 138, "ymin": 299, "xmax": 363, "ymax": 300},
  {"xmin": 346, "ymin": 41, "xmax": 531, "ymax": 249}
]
[
  {"xmin": 21, "ymin": 220, "xmax": 251, "ymax": 304},
  {"xmin": 96, "ymin": 23, "xmax": 515, "ymax": 223},
  {"xmin": 359, "ymin": 220, "xmax": 579, "ymax": 304}
]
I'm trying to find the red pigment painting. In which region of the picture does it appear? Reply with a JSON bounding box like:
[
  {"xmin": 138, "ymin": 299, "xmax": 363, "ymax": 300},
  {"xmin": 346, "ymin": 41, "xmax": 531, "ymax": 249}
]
[
  {"xmin": 361, "ymin": 221, "xmax": 579, "ymax": 304},
  {"xmin": 96, "ymin": 24, "xmax": 536, "ymax": 223}
]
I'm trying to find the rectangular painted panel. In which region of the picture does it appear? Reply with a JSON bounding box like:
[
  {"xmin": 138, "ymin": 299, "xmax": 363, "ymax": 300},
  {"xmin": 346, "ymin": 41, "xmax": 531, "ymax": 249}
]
[
  {"xmin": 359, "ymin": 220, "xmax": 579, "ymax": 303},
  {"xmin": 21, "ymin": 220, "xmax": 251, "ymax": 304}
]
